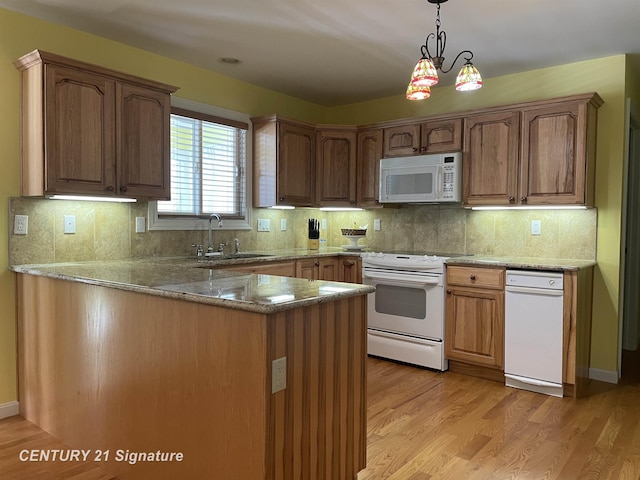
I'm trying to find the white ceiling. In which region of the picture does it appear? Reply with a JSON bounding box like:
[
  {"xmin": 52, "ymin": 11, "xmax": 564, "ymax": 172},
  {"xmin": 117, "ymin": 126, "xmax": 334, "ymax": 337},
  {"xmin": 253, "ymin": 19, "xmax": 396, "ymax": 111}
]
[{"xmin": 2, "ymin": 0, "xmax": 640, "ymax": 106}]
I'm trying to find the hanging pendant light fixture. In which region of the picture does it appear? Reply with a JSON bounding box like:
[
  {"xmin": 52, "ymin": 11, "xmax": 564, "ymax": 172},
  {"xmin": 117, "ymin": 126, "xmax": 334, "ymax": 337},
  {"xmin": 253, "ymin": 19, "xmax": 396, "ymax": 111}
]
[{"xmin": 407, "ymin": 0, "xmax": 482, "ymax": 100}]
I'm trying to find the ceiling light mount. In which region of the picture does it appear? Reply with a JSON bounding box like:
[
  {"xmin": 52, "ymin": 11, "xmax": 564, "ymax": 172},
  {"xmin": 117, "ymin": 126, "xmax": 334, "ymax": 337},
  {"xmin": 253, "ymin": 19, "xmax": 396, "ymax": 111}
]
[{"xmin": 406, "ymin": 0, "xmax": 482, "ymax": 100}]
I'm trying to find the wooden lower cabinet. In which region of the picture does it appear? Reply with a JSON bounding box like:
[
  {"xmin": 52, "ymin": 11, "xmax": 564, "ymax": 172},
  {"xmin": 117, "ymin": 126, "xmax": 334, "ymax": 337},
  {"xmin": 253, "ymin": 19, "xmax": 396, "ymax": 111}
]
[
  {"xmin": 16, "ymin": 274, "xmax": 367, "ymax": 480},
  {"xmin": 445, "ymin": 265, "xmax": 505, "ymax": 382},
  {"xmin": 340, "ymin": 256, "xmax": 362, "ymax": 283},
  {"xmin": 296, "ymin": 257, "xmax": 340, "ymax": 281}
]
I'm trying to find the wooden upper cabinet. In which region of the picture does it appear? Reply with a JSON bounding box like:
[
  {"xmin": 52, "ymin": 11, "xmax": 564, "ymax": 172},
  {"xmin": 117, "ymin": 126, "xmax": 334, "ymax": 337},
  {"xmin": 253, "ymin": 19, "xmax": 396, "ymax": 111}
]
[
  {"xmin": 43, "ymin": 64, "xmax": 117, "ymax": 195},
  {"xmin": 118, "ymin": 83, "xmax": 171, "ymax": 199},
  {"xmin": 252, "ymin": 116, "xmax": 316, "ymax": 207},
  {"xmin": 463, "ymin": 93, "xmax": 602, "ymax": 207},
  {"xmin": 15, "ymin": 50, "xmax": 178, "ymax": 199},
  {"xmin": 382, "ymin": 118, "xmax": 462, "ymax": 157},
  {"xmin": 316, "ymin": 127, "xmax": 357, "ymax": 207},
  {"xmin": 356, "ymin": 128, "xmax": 383, "ymax": 208},
  {"xmin": 463, "ymin": 111, "xmax": 521, "ymax": 206},
  {"xmin": 520, "ymin": 98, "xmax": 600, "ymax": 206},
  {"xmin": 421, "ymin": 118, "xmax": 463, "ymax": 154}
]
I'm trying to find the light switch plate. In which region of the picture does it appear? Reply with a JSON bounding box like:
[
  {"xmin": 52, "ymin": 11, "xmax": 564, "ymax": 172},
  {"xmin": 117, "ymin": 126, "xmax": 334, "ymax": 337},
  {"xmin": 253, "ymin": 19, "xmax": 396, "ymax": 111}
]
[
  {"xmin": 135, "ymin": 217, "xmax": 146, "ymax": 233},
  {"xmin": 14, "ymin": 215, "xmax": 28, "ymax": 235},
  {"xmin": 63, "ymin": 215, "xmax": 76, "ymax": 234},
  {"xmin": 531, "ymin": 219, "xmax": 541, "ymax": 235},
  {"xmin": 280, "ymin": 218, "xmax": 287, "ymax": 231},
  {"xmin": 374, "ymin": 218, "xmax": 381, "ymax": 231},
  {"xmin": 321, "ymin": 219, "xmax": 327, "ymax": 230},
  {"xmin": 257, "ymin": 218, "xmax": 271, "ymax": 232}
]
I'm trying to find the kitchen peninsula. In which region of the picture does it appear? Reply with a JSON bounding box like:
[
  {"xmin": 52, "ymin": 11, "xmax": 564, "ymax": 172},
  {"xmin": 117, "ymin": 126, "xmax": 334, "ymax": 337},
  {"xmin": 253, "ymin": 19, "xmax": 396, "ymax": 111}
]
[{"xmin": 12, "ymin": 257, "xmax": 374, "ymax": 480}]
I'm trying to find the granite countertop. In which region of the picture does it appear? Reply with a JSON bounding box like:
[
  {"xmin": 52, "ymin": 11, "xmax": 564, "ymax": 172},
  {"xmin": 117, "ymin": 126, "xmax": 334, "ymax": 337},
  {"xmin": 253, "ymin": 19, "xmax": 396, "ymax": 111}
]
[
  {"xmin": 445, "ymin": 255, "xmax": 597, "ymax": 271},
  {"xmin": 11, "ymin": 250, "xmax": 374, "ymax": 314}
]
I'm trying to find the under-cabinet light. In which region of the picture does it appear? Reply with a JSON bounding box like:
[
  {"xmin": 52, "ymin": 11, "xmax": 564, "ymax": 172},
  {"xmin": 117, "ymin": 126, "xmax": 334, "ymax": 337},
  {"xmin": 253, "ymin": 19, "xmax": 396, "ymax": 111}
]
[
  {"xmin": 469, "ymin": 205, "xmax": 588, "ymax": 211},
  {"xmin": 319, "ymin": 207, "xmax": 363, "ymax": 212},
  {"xmin": 269, "ymin": 205, "xmax": 295, "ymax": 210},
  {"xmin": 48, "ymin": 195, "xmax": 137, "ymax": 203}
]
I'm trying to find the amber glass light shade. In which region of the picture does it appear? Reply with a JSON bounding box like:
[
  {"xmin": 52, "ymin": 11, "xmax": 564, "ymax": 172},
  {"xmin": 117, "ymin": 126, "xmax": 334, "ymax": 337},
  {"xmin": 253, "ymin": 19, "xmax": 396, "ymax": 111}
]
[
  {"xmin": 406, "ymin": 83, "xmax": 431, "ymax": 100},
  {"xmin": 455, "ymin": 62, "xmax": 483, "ymax": 91},
  {"xmin": 409, "ymin": 57, "xmax": 439, "ymax": 87}
]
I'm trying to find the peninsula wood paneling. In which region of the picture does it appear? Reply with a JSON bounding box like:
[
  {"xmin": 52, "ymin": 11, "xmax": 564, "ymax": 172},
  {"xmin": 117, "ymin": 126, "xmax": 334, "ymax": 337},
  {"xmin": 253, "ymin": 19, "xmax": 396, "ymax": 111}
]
[
  {"xmin": 266, "ymin": 297, "xmax": 367, "ymax": 480},
  {"xmin": 16, "ymin": 274, "xmax": 367, "ymax": 480}
]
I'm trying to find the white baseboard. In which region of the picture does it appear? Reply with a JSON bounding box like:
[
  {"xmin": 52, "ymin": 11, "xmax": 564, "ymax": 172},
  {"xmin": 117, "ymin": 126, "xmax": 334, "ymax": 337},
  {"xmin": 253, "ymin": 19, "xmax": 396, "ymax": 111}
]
[
  {"xmin": 589, "ymin": 368, "xmax": 619, "ymax": 384},
  {"xmin": 0, "ymin": 401, "xmax": 19, "ymax": 419}
]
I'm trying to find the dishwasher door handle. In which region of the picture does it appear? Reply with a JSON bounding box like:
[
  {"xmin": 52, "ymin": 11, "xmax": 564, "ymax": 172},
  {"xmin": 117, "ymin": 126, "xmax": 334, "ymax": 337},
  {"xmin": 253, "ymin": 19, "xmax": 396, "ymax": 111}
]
[{"xmin": 505, "ymin": 285, "xmax": 564, "ymax": 296}]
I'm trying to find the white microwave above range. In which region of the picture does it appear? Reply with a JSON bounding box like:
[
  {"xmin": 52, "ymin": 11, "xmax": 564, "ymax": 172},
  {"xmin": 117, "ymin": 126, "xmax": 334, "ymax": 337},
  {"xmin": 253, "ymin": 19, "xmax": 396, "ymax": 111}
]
[{"xmin": 379, "ymin": 152, "xmax": 461, "ymax": 204}]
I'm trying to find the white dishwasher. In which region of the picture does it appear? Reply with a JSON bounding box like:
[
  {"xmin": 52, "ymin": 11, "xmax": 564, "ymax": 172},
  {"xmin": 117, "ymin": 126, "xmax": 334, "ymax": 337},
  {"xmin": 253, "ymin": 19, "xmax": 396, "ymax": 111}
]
[{"xmin": 505, "ymin": 270, "xmax": 564, "ymax": 397}]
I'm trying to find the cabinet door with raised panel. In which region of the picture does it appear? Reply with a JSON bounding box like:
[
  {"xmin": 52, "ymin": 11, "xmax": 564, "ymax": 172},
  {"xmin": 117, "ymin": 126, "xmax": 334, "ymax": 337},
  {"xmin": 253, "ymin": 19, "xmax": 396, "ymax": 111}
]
[
  {"xmin": 340, "ymin": 257, "xmax": 362, "ymax": 283},
  {"xmin": 295, "ymin": 258, "xmax": 319, "ymax": 280},
  {"xmin": 316, "ymin": 128, "xmax": 357, "ymax": 206},
  {"xmin": 318, "ymin": 257, "xmax": 339, "ymax": 281},
  {"xmin": 463, "ymin": 111, "xmax": 521, "ymax": 206},
  {"xmin": 277, "ymin": 122, "xmax": 316, "ymax": 206},
  {"xmin": 118, "ymin": 83, "xmax": 171, "ymax": 199},
  {"xmin": 383, "ymin": 123, "xmax": 421, "ymax": 157},
  {"xmin": 44, "ymin": 64, "xmax": 117, "ymax": 195},
  {"xmin": 520, "ymin": 102, "xmax": 585, "ymax": 205},
  {"xmin": 421, "ymin": 118, "xmax": 462, "ymax": 154},
  {"xmin": 445, "ymin": 286, "xmax": 504, "ymax": 369},
  {"xmin": 356, "ymin": 129, "xmax": 383, "ymax": 207}
]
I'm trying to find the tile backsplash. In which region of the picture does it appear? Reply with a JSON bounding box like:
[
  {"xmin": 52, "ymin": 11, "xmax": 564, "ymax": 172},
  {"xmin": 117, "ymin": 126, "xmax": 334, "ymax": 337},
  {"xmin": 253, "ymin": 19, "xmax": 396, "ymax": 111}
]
[{"xmin": 8, "ymin": 198, "xmax": 597, "ymax": 265}]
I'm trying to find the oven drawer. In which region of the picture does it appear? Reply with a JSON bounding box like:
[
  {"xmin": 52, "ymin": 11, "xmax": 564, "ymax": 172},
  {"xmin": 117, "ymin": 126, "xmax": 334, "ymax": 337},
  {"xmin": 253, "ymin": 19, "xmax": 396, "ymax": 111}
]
[{"xmin": 446, "ymin": 265, "xmax": 505, "ymax": 289}]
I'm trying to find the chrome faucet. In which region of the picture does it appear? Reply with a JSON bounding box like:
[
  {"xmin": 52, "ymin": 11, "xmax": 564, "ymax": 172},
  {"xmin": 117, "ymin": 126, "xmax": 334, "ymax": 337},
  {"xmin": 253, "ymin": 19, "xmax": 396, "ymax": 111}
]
[
  {"xmin": 207, "ymin": 213, "xmax": 222, "ymax": 254},
  {"xmin": 234, "ymin": 238, "xmax": 240, "ymax": 253}
]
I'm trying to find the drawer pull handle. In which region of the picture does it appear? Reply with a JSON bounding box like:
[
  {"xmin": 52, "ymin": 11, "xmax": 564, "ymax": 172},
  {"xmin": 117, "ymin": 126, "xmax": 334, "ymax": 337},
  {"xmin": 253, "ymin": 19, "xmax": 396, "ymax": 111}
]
[{"xmin": 469, "ymin": 274, "xmax": 476, "ymax": 280}]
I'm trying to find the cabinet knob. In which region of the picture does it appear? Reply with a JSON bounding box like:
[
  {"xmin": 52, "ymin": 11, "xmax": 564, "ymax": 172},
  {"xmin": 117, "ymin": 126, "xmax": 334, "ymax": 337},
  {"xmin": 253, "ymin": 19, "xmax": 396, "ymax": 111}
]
[
  {"xmin": 446, "ymin": 289, "xmax": 451, "ymax": 294},
  {"xmin": 508, "ymin": 196, "xmax": 515, "ymax": 203},
  {"xmin": 469, "ymin": 274, "xmax": 476, "ymax": 280},
  {"xmin": 279, "ymin": 197, "xmax": 285, "ymax": 201},
  {"xmin": 412, "ymin": 147, "xmax": 419, "ymax": 152},
  {"xmin": 315, "ymin": 262, "xmax": 320, "ymax": 266},
  {"xmin": 120, "ymin": 186, "xmax": 128, "ymax": 193},
  {"xmin": 106, "ymin": 186, "xmax": 115, "ymax": 192},
  {"xmin": 346, "ymin": 261, "xmax": 355, "ymax": 266},
  {"xmin": 521, "ymin": 196, "xmax": 527, "ymax": 203},
  {"xmin": 420, "ymin": 146, "xmax": 427, "ymax": 152}
]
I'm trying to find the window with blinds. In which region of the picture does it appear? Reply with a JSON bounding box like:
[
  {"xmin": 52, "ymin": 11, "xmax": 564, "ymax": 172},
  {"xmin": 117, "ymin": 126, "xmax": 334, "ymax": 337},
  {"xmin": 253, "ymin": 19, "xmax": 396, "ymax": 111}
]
[{"xmin": 158, "ymin": 107, "xmax": 248, "ymax": 220}]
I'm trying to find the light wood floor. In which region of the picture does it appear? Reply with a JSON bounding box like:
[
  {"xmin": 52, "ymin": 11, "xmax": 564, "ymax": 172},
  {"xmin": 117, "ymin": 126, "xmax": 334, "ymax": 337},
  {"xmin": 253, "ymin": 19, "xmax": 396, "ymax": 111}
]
[
  {"xmin": 1, "ymin": 356, "xmax": 639, "ymax": 480},
  {"xmin": 359, "ymin": 357, "xmax": 640, "ymax": 480}
]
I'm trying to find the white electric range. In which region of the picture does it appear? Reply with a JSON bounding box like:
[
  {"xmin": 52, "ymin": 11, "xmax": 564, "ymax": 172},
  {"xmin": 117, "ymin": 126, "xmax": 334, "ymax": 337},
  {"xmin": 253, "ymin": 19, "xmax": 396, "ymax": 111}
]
[{"xmin": 361, "ymin": 251, "xmax": 459, "ymax": 371}]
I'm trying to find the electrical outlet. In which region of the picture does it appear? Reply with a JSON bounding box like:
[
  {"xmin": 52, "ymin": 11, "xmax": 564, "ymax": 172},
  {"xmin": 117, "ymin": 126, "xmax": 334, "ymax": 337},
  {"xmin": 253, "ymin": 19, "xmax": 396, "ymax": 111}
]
[
  {"xmin": 135, "ymin": 216, "xmax": 146, "ymax": 233},
  {"xmin": 531, "ymin": 219, "xmax": 541, "ymax": 235},
  {"xmin": 280, "ymin": 218, "xmax": 287, "ymax": 231},
  {"xmin": 14, "ymin": 215, "xmax": 28, "ymax": 235},
  {"xmin": 374, "ymin": 218, "xmax": 381, "ymax": 231},
  {"xmin": 257, "ymin": 218, "xmax": 271, "ymax": 232},
  {"xmin": 63, "ymin": 215, "xmax": 76, "ymax": 234},
  {"xmin": 272, "ymin": 357, "xmax": 287, "ymax": 393},
  {"xmin": 321, "ymin": 219, "xmax": 327, "ymax": 230}
]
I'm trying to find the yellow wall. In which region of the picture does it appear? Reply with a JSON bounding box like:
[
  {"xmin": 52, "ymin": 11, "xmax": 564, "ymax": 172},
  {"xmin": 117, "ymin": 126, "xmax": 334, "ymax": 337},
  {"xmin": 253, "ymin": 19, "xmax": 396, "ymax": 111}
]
[{"xmin": 0, "ymin": 5, "xmax": 630, "ymax": 404}]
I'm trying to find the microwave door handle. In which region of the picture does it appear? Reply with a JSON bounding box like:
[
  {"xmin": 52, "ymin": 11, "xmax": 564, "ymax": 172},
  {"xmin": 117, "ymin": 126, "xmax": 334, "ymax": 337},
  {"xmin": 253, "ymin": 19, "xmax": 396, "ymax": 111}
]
[{"xmin": 437, "ymin": 166, "xmax": 443, "ymax": 198}]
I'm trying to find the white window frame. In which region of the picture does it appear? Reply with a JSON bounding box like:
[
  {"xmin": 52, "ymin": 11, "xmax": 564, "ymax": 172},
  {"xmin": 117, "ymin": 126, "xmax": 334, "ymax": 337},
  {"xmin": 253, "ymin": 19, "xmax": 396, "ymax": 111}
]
[{"xmin": 148, "ymin": 97, "xmax": 252, "ymax": 231}]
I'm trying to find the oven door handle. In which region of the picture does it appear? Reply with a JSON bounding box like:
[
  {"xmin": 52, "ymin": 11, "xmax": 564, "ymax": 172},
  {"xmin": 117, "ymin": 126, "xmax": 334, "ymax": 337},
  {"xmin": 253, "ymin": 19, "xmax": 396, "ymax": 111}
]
[{"xmin": 362, "ymin": 271, "xmax": 441, "ymax": 287}]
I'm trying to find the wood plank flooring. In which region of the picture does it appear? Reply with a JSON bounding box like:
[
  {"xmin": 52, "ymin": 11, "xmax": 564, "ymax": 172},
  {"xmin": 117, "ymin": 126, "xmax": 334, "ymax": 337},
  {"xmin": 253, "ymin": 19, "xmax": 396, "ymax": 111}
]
[
  {"xmin": 1, "ymin": 355, "xmax": 640, "ymax": 479},
  {"xmin": 359, "ymin": 357, "xmax": 640, "ymax": 480}
]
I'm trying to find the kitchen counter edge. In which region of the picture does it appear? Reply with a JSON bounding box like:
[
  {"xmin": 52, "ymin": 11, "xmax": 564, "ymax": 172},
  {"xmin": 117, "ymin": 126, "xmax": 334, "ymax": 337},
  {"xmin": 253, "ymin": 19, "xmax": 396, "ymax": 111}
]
[{"xmin": 445, "ymin": 255, "xmax": 597, "ymax": 271}]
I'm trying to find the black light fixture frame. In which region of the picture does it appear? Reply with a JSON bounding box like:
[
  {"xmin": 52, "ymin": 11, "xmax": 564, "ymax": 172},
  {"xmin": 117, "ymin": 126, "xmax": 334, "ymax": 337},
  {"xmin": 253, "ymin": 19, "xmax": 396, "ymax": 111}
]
[{"xmin": 421, "ymin": 0, "xmax": 475, "ymax": 73}]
